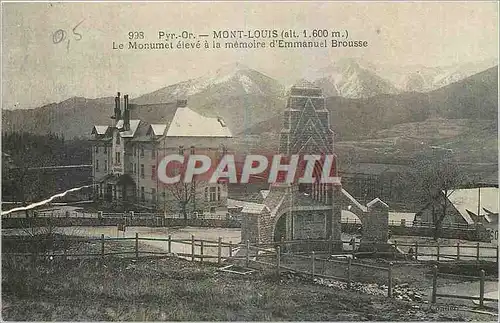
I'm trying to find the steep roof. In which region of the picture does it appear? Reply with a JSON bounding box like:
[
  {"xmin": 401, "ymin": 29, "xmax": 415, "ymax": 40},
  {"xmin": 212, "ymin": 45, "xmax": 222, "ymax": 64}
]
[
  {"xmin": 166, "ymin": 107, "xmax": 232, "ymax": 137},
  {"xmin": 148, "ymin": 124, "xmax": 168, "ymax": 136},
  {"xmin": 116, "ymin": 119, "xmax": 141, "ymax": 137},
  {"xmin": 92, "ymin": 125, "xmax": 109, "ymax": 135},
  {"xmin": 241, "ymin": 202, "xmax": 270, "ymax": 214},
  {"xmin": 448, "ymin": 187, "xmax": 499, "ymax": 223}
]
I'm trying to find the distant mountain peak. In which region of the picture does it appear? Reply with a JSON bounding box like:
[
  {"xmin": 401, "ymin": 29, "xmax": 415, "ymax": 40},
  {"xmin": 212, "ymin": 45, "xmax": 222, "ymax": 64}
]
[{"xmin": 213, "ymin": 62, "xmax": 251, "ymax": 76}]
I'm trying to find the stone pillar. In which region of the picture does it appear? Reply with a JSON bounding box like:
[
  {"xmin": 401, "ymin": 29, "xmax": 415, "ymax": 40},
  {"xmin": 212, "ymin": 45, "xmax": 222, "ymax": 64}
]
[
  {"xmin": 329, "ymin": 184, "xmax": 343, "ymax": 250},
  {"xmin": 358, "ymin": 198, "xmax": 391, "ymax": 253}
]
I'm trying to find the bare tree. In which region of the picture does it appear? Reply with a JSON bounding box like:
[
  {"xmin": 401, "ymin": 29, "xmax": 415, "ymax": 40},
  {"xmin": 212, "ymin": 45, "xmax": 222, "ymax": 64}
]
[
  {"xmin": 166, "ymin": 181, "xmax": 196, "ymax": 223},
  {"xmin": 405, "ymin": 153, "xmax": 465, "ymax": 240}
]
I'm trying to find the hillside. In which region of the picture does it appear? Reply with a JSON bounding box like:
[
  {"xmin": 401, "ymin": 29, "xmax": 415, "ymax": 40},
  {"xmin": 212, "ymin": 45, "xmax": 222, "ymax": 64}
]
[
  {"xmin": 1, "ymin": 64, "xmax": 497, "ymax": 166},
  {"xmin": 245, "ymin": 66, "xmax": 498, "ymax": 140},
  {"xmin": 2, "ymin": 64, "xmax": 285, "ymax": 139}
]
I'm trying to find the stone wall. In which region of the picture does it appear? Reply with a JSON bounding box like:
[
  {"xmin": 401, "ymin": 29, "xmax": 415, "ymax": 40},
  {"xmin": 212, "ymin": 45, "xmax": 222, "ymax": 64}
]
[
  {"xmin": 293, "ymin": 211, "xmax": 327, "ymax": 239},
  {"xmin": 2, "ymin": 217, "xmax": 240, "ymax": 229}
]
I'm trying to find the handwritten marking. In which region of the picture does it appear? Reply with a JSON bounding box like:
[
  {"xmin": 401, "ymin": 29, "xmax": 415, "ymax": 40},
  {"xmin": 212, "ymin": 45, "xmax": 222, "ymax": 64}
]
[{"xmin": 52, "ymin": 19, "xmax": 85, "ymax": 52}]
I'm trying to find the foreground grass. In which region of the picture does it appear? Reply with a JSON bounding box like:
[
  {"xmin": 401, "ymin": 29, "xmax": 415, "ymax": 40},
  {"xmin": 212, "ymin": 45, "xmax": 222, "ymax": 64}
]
[{"xmin": 2, "ymin": 237, "xmax": 496, "ymax": 321}]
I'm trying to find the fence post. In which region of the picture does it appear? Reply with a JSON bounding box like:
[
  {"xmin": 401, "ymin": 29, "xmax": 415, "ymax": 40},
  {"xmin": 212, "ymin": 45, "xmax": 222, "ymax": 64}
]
[
  {"xmin": 217, "ymin": 237, "xmax": 222, "ymax": 265},
  {"xmin": 387, "ymin": 262, "xmax": 393, "ymax": 298},
  {"xmin": 191, "ymin": 235, "xmax": 195, "ymax": 261},
  {"xmin": 436, "ymin": 243, "xmax": 440, "ymax": 262},
  {"xmin": 246, "ymin": 240, "xmax": 250, "ymax": 268},
  {"xmin": 479, "ymin": 269, "xmax": 485, "ymax": 308},
  {"xmin": 432, "ymin": 265, "xmax": 438, "ymax": 304},
  {"xmin": 168, "ymin": 235, "xmax": 171, "ymax": 254},
  {"xmin": 200, "ymin": 240, "xmax": 204, "ymax": 264},
  {"xmin": 101, "ymin": 234, "xmax": 105, "ymax": 260},
  {"xmin": 135, "ymin": 232, "xmax": 139, "ymax": 260},
  {"xmin": 415, "ymin": 241, "xmax": 418, "ymax": 261},
  {"xmin": 311, "ymin": 251, "xmax": 315, "ymax": 280},
  {"xmin": 347, "ymin": 258, "xmax": 352, "ymax": 288},
  {"xmin": 329, "ymin": 236, "xmax": 333, "ymax": 254},
  {"xmin": 229, "ymin": 240, "xmax": 233, "ymax": 258},
  {"xmin": 476, "ymin": 242, "xmax": 480, "ymax": 262},
  {"xmin": 496, "ymin": 246, "xmax": 499, "ymax": 267},
  {"xmin": 456, "ymin": 242, "xmax": 460, "ymax": 261},
  {"xmin": 276, "ymin": 246, "xmax": 281, "ymax": 279}
]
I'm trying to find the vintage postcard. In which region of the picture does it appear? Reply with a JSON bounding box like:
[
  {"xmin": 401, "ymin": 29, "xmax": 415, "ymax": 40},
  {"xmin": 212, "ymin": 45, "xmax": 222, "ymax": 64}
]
[{"xmin": 1, "ymin": 1, "xmax": 498, "ymax": 321}]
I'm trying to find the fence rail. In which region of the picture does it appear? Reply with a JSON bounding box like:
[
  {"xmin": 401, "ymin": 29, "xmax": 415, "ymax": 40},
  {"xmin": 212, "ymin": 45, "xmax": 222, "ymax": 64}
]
[
  {"xmin": 4, "ymin": 234, "xmax": 497, "ymax": 307},
  {"xmin": 18, "ymin": 211, "xmax": 486, "ymax": 230},
  {"xmin": 431, "ymin": 266, "xmax": 497, "ymax": 307}
]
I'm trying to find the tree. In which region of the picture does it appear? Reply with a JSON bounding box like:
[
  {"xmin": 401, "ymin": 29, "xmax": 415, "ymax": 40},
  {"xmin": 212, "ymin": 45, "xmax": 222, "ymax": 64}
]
[
  {"xmin": 404, "ymin": 152, "xmax": 465, "ymax": 240},
  {"xmin": 166, "ymin": 181, "xmax": 196, "ymax": 223}
]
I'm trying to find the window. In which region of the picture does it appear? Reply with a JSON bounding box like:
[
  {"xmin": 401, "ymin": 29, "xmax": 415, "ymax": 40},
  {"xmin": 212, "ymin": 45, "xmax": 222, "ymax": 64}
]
[
  {"xmin": 140, "ymin": 164, "xmax": 144, "ymax": 178},
  {"xmin": 210, "ymin": 207, "xmax": 216, "ymax": 214},
  {"xmin": 134, "ymin": 146, "xmax": 136, "ymax": 156},
  {"xmin": 210, "ymin": 186, "xmax": 216, "ymax": 202},
  {"xmin": 140, "ymin": 148, "xmax": 144, "ymax": 157},
  {"xmin": 217, "ymin": 186, "xmax": 221, "ymax": 201},
  {"xmin": 104, "ymin": 146, "xmax": 107, "ymax": 154},
  {"xmin": 152, "ymin": 188, "xmax": 156, "ymax": 203},
  {"xmin": 133, "ymin": 163, "xmax": 136, "ymax": 174},
  {"xmin": 95, "ymin": 146, "xmax": 99, "ymax": 154},
  {"xmin": 190, "ymin": 146, "xmax": 195, "ymax": 154},
  {"xmin": 141, "ymin": 187, "xmax": 145, "ymax": 202},
  {"xmin": 151, "ymin": 165, "xmax": 156, "ymax": 180},
  {"xmin": 162, "ymin": 191, "xmax": 166, "ymax": 200},
  {"xmin": 115, "ymin": 152, "xmax": 121, "ymax": 165},
  {"xmin": 104, "ymin": 160, "xmax": 107, "ymax": 171},
  {"xmin": 152, "ymin": 148, "xmax": 156, "ymax": 159},
  {"xmin": 96, "ymin": 160, "xmax": 99, "ymax": 171},
  {"xmin": 205, "ymin": 187, "xmax": 209, "ymax": 201},
  {"xmin": 178, "ymin": 145, "xmax": 184, "ymax": 155},
  {"xmin": 116, "ymin": 133, "xmax": 121, "ymax": 145}
]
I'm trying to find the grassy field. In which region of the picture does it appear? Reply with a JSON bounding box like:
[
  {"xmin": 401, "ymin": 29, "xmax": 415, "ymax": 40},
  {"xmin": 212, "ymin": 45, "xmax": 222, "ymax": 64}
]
[{"xmin": 2, "ymin": 235, "xmax": 497, "ymax": 321}]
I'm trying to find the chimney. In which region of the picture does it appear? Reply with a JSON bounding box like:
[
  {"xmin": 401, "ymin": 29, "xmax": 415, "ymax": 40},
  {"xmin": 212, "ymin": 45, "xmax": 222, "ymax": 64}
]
[
  {"xmin": 176, "ymin": 99, "xmax": 187, "ymax": 108},
  {"xmin": 123, "ymin": 94, "xmax": 130, "ymax": 131},
  {"xmin": 114, "ymin": 92, "xmax": 121, "ymax": 121}
]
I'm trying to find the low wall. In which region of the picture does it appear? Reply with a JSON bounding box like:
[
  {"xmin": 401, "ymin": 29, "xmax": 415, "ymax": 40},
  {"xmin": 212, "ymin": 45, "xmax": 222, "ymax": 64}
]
[
  {"xmin": 2, "ymin": 217, "xmax": 241, "ymax": 229},
  {"xmin": 340, "ymin": 223, "xmax": 491, "ymax": 242}
]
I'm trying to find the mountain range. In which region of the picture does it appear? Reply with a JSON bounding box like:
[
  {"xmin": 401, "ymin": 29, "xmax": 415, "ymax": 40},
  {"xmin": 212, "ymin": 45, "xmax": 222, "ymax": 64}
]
[{"xmin": 2, "ymin": 59, "xmax": 498, "ymax": 164}]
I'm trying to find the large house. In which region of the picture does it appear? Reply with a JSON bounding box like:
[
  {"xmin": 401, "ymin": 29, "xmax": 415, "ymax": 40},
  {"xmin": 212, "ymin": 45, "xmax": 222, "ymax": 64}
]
[
  {"xmin": 90, "ymin": 93, "xmax": 232, "ymax": 216},
  {"xmin": 414, "ymin": 186, "xmax": 499, "ymax": 228}
]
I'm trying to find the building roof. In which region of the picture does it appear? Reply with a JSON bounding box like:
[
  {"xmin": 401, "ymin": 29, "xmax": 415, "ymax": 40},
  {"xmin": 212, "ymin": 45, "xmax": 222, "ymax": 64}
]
[
  {"xmin": 260, "ymin": 190, "xmax": 270, "ymax": 199},
  {"xmin": 366, "ymin": 198, "xmax": 389, "ymax": 209},
  {"xmin": 166, "ymin": 107, "xmax": 232, "ymax": 137},
  {"xmin": 116, "ymin": 119, "xmax": 141, "ymax": 137},
  {"xmin": 148, "ymin": 124, "xmax": 168, "ymax": 136},
  {"xmin": 448, "ymin": 187, "xmax": 499, "ymax": 224},
  {"xmin": 227, "ymin": 198, "xmax": 246, "ymax": 209},
  {"xmin": 92, "ymin": 125, "xmax": 109, "ymax": 135},
  {"xmin": 241, "ymin": 202, "xmax": 270, "ymax": 214}
]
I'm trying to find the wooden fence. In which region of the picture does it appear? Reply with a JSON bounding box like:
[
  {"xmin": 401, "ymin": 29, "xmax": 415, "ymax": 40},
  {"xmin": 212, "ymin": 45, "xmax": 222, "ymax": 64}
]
[
  {"xmin": 253, "ymin": 238, "xmax": 499, "ymax": 264},
  {"xmin": 5, "ymin": 234, "xmax": 498, "ymax": 306},
  {"xmin": 431, "ymin": 266, "xmax": 498, "ymax": 307}
]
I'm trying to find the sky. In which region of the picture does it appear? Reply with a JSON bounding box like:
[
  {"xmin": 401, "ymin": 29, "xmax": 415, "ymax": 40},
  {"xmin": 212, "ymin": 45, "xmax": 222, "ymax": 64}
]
[{"xmin": 2, "ymin": 1, "xmax": 498, "ymax": 110}]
